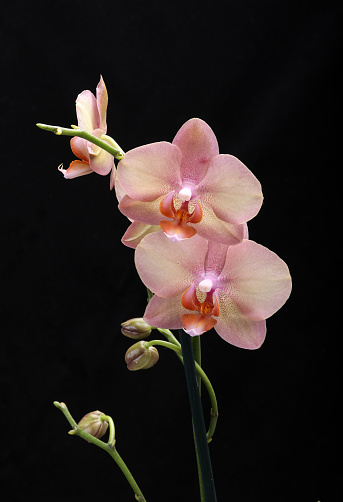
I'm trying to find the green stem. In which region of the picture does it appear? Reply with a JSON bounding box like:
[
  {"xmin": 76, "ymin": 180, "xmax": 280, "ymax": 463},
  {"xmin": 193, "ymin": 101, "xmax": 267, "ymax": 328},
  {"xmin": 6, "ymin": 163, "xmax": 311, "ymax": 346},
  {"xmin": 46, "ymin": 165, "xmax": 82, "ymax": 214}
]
[
  {"xmin": 178, "ymin": 331, "xmax": 217, "ymax": 502},
  {"xmin": 36, "ymin": 123, "xmax": 125, "ymax": 160},
  {"xmin": 53, "ymin": 402, "xmax": 146, "ymax": 502},
  {"xmin": 145, "ymin": 340, "xmax": 218, "ymax": 442}
]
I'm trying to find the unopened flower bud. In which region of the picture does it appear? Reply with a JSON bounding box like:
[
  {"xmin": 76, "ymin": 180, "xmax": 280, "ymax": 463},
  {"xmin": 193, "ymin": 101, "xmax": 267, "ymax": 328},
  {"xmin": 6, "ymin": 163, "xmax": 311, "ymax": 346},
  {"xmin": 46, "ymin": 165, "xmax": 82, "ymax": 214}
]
[
  {"xmin": 121, "ymin": 318, "xmax": 152, "ymax": 340},
  {"xmin": 125, "ymin": 341, "xmax": 159, "ymax": 371},
  {"xmin": 78, "ymin": 411, "xmax": 108, "ymax": 440}
]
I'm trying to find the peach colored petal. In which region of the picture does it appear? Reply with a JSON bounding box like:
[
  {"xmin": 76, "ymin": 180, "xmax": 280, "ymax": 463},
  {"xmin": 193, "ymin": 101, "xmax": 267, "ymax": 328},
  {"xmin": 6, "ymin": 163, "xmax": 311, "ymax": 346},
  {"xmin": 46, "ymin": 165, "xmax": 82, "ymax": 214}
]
[
  {"xmin": 119, "ymin": 195, "xmax": 163, "ymax": 225},
  {"xmin": 96, "ymin": 76, "xmax": 108, "ymax": 133},
  {"xmin": 219, "ymin": 240, "xmax": 292, "ymax": 320},
  {"xmin": 70, "ymin": 137, "xmax": 89, "ymax": 162},
  {"xmin": 117, "ymin": 142, "xmax": 182, "ymax": 202},
  {"xmin": 58, "ymin": 160, "xmax": 93, "ymax": 179},
  {"xmin": 75, "ymin": 90, "xmax": 99, "ymax": 132},
  {"xmin": 121, "ymin": 222, "xmax": 161, "ymax": 249},
  {"xmin": 172, "ymin": 118, "xmax": 219, "ymax": 185},
  {"xmin": 135, "ymin": 233, "xmax": 208, "ymax": 298},
  {"xmin": 143, "ymin": 294, "xmax": 185, "ymax": 329},
  {"xmin": 197, "ymin": 154, "xmax": 263, "ymax": 224}
]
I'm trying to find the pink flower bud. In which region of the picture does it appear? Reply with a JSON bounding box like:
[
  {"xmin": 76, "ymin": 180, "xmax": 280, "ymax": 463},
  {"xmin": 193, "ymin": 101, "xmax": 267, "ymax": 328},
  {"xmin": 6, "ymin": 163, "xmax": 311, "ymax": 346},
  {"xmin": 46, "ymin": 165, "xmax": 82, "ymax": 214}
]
[{"xmin": 125, "ymin": 341, "xmax": 159, "ymax": 371}]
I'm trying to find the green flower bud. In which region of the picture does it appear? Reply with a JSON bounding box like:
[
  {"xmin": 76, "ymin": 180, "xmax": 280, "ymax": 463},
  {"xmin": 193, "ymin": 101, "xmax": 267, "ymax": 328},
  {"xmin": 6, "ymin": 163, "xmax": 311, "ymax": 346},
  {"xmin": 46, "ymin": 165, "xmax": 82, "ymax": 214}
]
[
  {"xmin": 125, "ymin": 341, "xmax": 159, "ymax": 371},
  {"xmin": 78, "ymin": 411, "xmax": 108, "ymax": 440},
  {"xmin": 121, "ymin": 318, "xmax": 152, "ymax": 340}
]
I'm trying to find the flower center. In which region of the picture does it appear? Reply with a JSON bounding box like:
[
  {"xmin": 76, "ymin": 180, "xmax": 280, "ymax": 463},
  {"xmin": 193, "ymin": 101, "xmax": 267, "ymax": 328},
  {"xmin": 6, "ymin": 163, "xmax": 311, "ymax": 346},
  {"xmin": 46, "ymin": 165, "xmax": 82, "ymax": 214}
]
[
  {"xmin": 159, "ymin": 191, "xmax": 203, "ymax": 240},
  {"xmin": 180, "ymin": 284, "xmax": 220, "ymax": 336}
]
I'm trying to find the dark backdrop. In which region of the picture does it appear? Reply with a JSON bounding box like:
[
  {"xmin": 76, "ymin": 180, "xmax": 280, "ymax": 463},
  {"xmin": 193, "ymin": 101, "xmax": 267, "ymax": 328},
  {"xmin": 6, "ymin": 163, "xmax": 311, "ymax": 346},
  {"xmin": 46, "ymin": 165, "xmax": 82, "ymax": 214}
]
[{"xmin": 1, "ymin": 1, "xmax": 339, "ymax": 501}]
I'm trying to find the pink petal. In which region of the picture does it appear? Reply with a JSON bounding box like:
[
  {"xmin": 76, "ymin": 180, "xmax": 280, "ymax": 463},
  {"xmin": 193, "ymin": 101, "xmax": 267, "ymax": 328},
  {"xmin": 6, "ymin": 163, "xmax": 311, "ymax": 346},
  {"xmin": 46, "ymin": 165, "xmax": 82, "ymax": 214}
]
[
  {"xmin": 143, "ymin": 294, "xmax": 185, "ymax": 329},
  {"xmin": 197, "ymin": 154, "xmax": 263, "ymax": 224},
  {"xmin": 121, "ymin": 222, "xmax": 161, "ymax": 249},
  {"xmin": 70, "ymin": 137, "xmax": 89, "ymax": 162},
  {"xmin": 117, "ymin": 142, "xmax": 182, "ymax": 202},
  {"xmin": 87, "ymin": 130, "xmax": 115, "ymax": 176},
  {"xmin": 219, "ymin": 240, "xmax": 292, "ymax": 320},
  {"xmin": 75, "ymin": 90, "xmax": 99, "ymax": 132},
  {"xmin": 58, "ymin": 160, "xmax": 93, "ymax": 179},
  {"xmin": 119, "ymin": 195, "xmax": 163, "ymax": 225},
  {"xmin": 172, "ymin": 118, "xmax": 219, "ymax": 185},
  {"xmin": 195, "ymin": 201, "xmax": 245, "ymax": 245},
  {"xmin": 215, "ymin": 292, "xmax": 267, "ymax": 349},
  {"xmin": 135, "ymin": 233, "xmax": 208, "ymax": 297},
  {"xmin": 96, "ymin": 76, "xmax": 108, "ymax": 133}
]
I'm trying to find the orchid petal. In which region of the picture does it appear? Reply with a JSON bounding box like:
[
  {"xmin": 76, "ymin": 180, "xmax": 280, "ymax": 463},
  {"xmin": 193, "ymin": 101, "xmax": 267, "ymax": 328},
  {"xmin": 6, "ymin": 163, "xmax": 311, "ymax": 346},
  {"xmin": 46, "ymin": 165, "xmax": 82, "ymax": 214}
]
[
  {"xmin": 219, "ymin": 240, "xmax": 292, "ymax": 320},
  {"xmin": 197, "ymin": 154, "xmax": 263, "ymax": 224},
  {"xmin": 195, "ymin": 201, "xmax": 245, "ymax": 245},
  {"xmin": 88, "ymin": 131, "xmax": 115, "ymax": 176},
  {"xmin": 121, "ymin": 222, "xmax": 161, "ymax": 249},
  {"xmin": 59, "ymin": 160, "xmax": 93, "ymax": 179},
  {"xmin": 96, "ymin": 76, "xmax": 108, "ymax": 133},
  {"xmin": 143, "ymin": 294, "xmax": 185, "ymax": 329},
  {"xmin": 75, "ymin": 90, "xmax": 99, "ymax": 132},
  {"xmin": 135, "ymin": 233, "xmax": 208, "ymax": 297},
  {"xmin": 215, "ymin": 291, "xmax": 267, "ymax": 348},
  {"xmin": 117, "ymin": 142, "xmax": 182, "ymax": 202},
  {"xmin": 70, "ymin": 137, "xmax": 89, "ymax": 162},
  {"xmin": 119, "ymin": 195, "xmax": 163, "ymax": 225},
  {"xmin": 172, "ymin": 118, "xmax": 219, "ymax": 185}
]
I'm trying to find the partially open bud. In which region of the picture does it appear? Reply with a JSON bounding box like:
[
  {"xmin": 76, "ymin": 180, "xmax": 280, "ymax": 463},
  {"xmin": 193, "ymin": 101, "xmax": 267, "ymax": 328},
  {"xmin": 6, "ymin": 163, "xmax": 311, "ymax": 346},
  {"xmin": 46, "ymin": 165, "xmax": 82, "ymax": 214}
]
[
  {"xmin": 77, "ymin": 411, "xmax": 109, "ymax": 440},
  {"xmin": 121, "ymin": 318, "xmax": 152, "ymax": 340},
  {"xmin": 125, "ymin": 341, "xmax": 159, "ymax": 371}
]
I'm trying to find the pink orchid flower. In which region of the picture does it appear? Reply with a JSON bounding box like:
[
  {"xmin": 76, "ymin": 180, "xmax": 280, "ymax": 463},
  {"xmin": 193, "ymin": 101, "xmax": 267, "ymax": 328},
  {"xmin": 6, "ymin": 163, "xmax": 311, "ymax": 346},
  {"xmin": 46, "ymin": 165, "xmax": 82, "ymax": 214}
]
[
  {"xmin": 59, "ymin": 76, "xmax": 115, "ymax": 179},
  {"xmin": 117, "ymin": 118, "xmax": 263, "ymax": 246},
  {"xmin": 135, "ymin": 233, "xmax": 292, "ymax": 349}
]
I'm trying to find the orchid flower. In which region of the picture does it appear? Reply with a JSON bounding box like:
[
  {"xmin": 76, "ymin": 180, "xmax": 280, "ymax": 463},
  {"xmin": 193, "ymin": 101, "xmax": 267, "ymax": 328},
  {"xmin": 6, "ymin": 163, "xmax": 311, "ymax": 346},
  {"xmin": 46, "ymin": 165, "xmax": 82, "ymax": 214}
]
[
  {"xmin": 58, "ymin": 76, "xmax": 115, "ymax": 180},
  {"xmin": 135, "ymin": 233, "xmax": 292, "ymax": 349},
  {"xmin": 116, "ymin": 118, "xmax": 263, "ymax": 246}
]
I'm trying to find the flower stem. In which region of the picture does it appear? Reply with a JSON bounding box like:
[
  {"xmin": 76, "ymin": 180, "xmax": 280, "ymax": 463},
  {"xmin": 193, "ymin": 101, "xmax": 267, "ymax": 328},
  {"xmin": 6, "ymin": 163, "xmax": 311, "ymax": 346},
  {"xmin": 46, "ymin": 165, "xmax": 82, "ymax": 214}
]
[
  {"xmin": 145, "ymin": 338, "xmax": 218, "ymax": 442},
  {"xmin": 178, "ymin": 331, "xmax": 217, "ymax": 502},
  {"xmin": 53, "ymin": 401, "xmax": 147, "ymax": 502},
  {"xmin": 36, "ymin": 123, "xmax": 125, "ymax": 160}
]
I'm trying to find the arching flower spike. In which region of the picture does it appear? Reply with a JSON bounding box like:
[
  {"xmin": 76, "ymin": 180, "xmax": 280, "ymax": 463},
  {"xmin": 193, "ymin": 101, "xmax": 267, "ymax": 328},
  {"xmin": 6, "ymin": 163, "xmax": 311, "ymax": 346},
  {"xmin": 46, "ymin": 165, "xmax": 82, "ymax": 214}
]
[
  {"xmin": 117, "ymin": 118, "xmax": 263, "ymax": 246},
  {"xmin": 135, "ymin": 233, "xmax": 292, "ymax": 349},
  {"xmin": 59, "ymin": 76, "xmax": 115, "ymax": 180}
]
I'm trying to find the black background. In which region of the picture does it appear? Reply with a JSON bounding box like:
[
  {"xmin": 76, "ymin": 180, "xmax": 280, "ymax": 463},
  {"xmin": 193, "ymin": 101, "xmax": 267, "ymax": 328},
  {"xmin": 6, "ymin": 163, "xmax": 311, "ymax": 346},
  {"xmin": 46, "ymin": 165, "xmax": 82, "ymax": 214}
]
[{"xmin": 1, "ymin": 1, "xmax": 339, "ymax": 501}]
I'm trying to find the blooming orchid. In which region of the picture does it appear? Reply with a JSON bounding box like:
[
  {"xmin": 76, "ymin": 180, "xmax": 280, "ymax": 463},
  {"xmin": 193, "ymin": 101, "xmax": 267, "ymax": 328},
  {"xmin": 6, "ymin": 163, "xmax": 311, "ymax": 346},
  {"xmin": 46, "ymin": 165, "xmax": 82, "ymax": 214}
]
[
  {"xmin": 135, "ymin": 233, "xmax": 291, "ymax": 349},
  {"xmin": 59, "ymin": 76, "xmax": 115, "ymax": 179},
  {"xmin": 117, "ymin": 118, "xmax": 263, "ymax": 246}
]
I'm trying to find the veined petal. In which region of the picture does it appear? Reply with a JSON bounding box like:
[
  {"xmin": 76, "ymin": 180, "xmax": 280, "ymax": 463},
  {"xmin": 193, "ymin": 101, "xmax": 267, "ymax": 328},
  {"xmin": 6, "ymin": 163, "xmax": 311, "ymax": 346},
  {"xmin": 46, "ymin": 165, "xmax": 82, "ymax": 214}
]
[
  {"xmin": 172, "ymin": 118, "xmax": 219, "ymax": 185},
  {"xmin": 143, "ymin": 294, "xmax": 185, "ymax": 329},
  {"xmin": 89, "ymin": 146, "xmax": 115, "ymax": 176},
  {"xmin": 70, "ymin": 137, "xmax": 89, "ymax": 162},
  {"xmin": 215, "ymin": 291, "xmax": 266, "ymax": 348},
  {"xmin": 121, "ymin": 222, "xmax": 161, "ymax": 249},
  {"xmin": 219, "ymin": 240, "xmax": 292, "ymax": 320},
  {"xmin": 196, "ymin": 201, "xmax": 245, "ymax": 245},
  {"xmin": 58, "ymin": 160, "xmax": 93, "ymax": 179},
  {"xmin": 135, "ymin": 233, "xmax": 208, "ymax": 297},
  {"xmin": 96, "ymin": 76, "xmax": 108, "ymax": 133},
  {"xmin": 197, "ymin": 154, "xmax": 263, "ymax": 224},
  {"xmin": 75, "ymin": 90, "xmax": 99, "ymax": 132},
  {"xmin": 119, "ymin": 195, "xmax": 163, "ymax": 225},
  {"xmin": 117, "ymin": 142, "xmax": 182, "ymax": 202}
]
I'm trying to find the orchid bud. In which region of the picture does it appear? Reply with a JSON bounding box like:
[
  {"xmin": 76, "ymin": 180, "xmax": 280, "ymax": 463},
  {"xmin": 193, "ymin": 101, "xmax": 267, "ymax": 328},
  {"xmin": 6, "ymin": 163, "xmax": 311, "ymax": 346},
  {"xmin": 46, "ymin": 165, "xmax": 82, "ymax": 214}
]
[
  {"xmin": 125, "ymin": 341, "xmax": 159, "ymax": 371},
  {"xmin": 121, "ymin": 318, "xmax": 152, "ymax": 339},
  {"xmin": 77, "ymin": 411, "xmax": 108, "ymax": 440}
]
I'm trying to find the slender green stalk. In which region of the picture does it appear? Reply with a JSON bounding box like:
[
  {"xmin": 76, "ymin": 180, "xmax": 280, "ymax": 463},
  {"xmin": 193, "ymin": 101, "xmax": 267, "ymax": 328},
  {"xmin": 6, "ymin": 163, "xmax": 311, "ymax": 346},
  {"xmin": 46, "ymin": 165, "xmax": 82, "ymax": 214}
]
[
  {"xmin": 36, "ymin": 123, "xmax": 124, "ymax": 160},
  {"xmin": 145, "ymin": 340, "xmax": 218, "ymax": 442},
  {"xmin": 178, "ymin": 331, "xmax": 217, "ymax": 502},
  {"xmin": 54, "ymin": 402, "xmax": 146, "ymax": 502}
]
